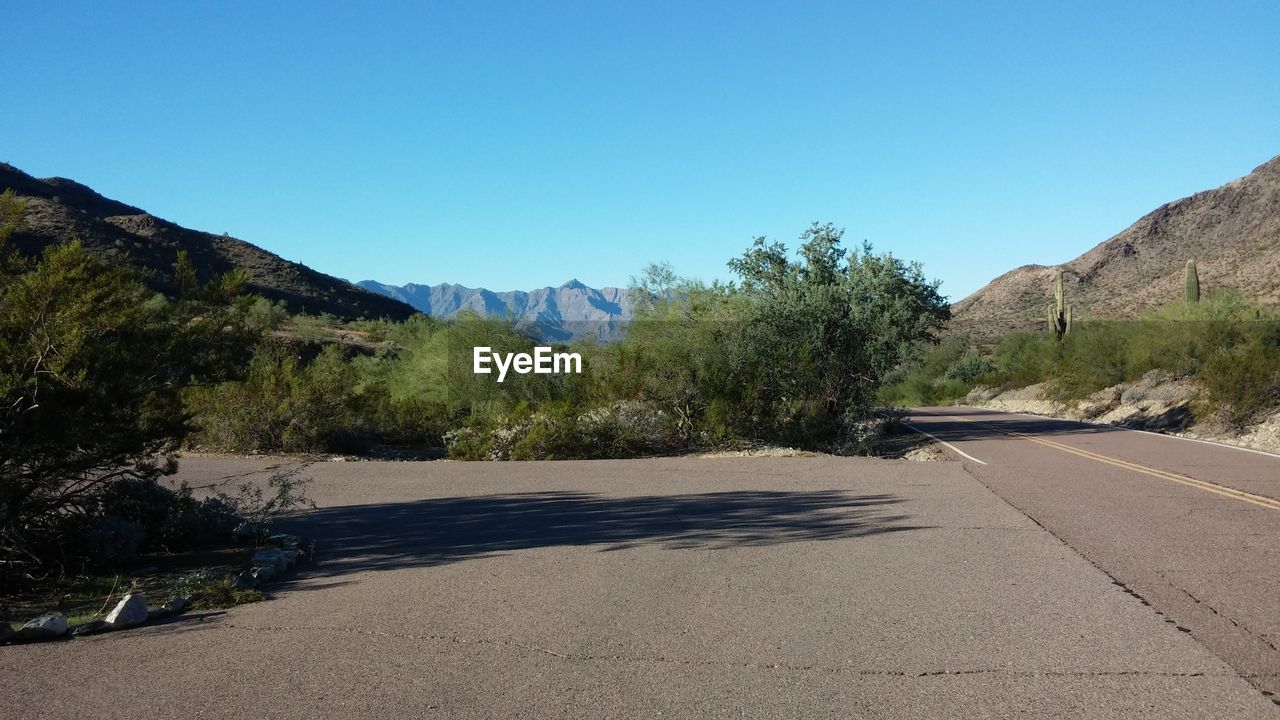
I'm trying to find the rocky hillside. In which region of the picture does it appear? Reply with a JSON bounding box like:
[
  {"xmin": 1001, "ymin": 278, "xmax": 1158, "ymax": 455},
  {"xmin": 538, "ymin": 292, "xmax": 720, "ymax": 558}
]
[
  {"xmin": 0, "ymin": 163, "xmax": 415, "ymax": 321},
  {"xmin": 358, "ymin": 279, "xmax": 635, "ymax": 341},
  {"xmin": 951, "ymin": 154, "xmax": 1280, "ymax": 337}
]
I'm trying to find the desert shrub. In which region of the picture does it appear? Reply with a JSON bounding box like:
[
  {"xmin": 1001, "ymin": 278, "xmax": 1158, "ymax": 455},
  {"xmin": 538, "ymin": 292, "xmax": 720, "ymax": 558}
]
[
  {"xmin": 447, "ymin": 400, "xmax": 680, "ymax": 461},
  {"xmin": 82, "ymin": 517, "xmax": 146, "ymax": 568},
  {"xmin": 878, "ymin": 335, "xmax": 985, "ymax": 407},
  {"xmin": 616, "ymin": 224, "xmax": 950, "ymax": 449},
  {"xmin": 967, "ymin": 294, "xmax": 1280, "ymax": 425},
  {"xmin": 1200, "ymin": 334, "xmax": 1280, "ymax": 427},
  {"xmin": 57, "ymin": 481, "xmax": 242, "ymax": 570},
  {"xmin": 1046, "ymin": 323, "xmax": 1135, "ymax": 401},
  {"xmin": 1119, "ymin": 386, "xmax": 1149, "ymax": 405},
  {"xmin": 186, "ymin": 343, "xmax": 371, "ymax": 453},
  {"xmin": 989, "ymin": 332, "xmax": 1057, "ymax": 388},
  {"xmin": 244, "ymin": 297, "xmax": 290, "ymax": 333},
  {"xmin": 96, "ymin": 478, "xmax": 184, "ymax": 547},
  {"xmin": 290, "ymin": 313, "xmax": 343, "ymax": 342},
  {"xmin": 1, "ymin": 232, "xmax": 259, "ymax": 582},
  {"xmin": 160, "ymin": 491, "xmax": 241, "ymax": 550},
  {"xmin": 213, "ymin": 465, "xmax": 315, "ymax": 537},
  {"xmin": 943, "ymin": 352, "xmax": 996, "ymax": 384},
  {"xmin": 185, "ymin": 575, "xmax": 263, "ymax": 610}
]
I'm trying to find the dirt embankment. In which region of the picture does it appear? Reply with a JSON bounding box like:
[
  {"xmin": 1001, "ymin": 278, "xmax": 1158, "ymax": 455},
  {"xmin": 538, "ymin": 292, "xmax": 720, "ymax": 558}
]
[{"xmin": 962, "ymin": 372, "xmax": 1280, "ymax": 455}]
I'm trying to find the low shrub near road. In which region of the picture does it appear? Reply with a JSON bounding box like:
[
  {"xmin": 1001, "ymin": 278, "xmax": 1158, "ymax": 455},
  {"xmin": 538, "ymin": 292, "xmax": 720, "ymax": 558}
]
[{"xmin": 881, "ymin": 293, "xmax": 1280, "ymax": 428}]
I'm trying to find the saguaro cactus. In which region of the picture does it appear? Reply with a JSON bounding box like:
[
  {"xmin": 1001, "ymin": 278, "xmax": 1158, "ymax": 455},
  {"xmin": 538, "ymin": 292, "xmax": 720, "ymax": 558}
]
[
  {"xmin": 1047, "ymin": 268, "xmax": 1072, "ymax": 341},
  {"xmin": 1184, "ymin": 259, "xmax": 1200, "ymax": 303}
]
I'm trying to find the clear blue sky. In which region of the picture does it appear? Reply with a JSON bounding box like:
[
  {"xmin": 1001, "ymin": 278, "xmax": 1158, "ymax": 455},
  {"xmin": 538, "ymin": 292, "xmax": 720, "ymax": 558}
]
[{"xmin": 4, "ymin": 2, "xmax": 1277, "ymax": 301}]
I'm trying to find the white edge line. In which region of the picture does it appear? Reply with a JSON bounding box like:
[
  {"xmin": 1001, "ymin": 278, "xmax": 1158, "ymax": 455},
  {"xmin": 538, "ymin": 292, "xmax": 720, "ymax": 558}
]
[
  {"xmin": 903, "ymin": 423, "xmax": 988, "ymax": 465},
  {"xmin": 961, "ymin": 407, "xmax": 1280, "ymax": 460},
  {"xmin": 1126, "ymin": 426, "xmax": 1280, "ymax": 459}
]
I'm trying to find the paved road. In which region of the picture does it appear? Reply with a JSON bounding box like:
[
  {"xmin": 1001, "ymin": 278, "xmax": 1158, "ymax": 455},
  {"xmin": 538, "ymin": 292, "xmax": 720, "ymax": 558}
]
[
  {"xmin": 908, "ymin": 406, "xmax": 1280, "ymax": 703},
  {"xmin": 4, "ymin": 454, "xmax": 1278, "ymax": 718}
]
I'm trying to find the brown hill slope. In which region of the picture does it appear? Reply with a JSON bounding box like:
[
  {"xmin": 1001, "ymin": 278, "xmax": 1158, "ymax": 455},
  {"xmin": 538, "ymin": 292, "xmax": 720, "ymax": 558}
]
[
  {"xmin": 951, "ymin": 155, "xmax": 1280, "ymax": 337},
  {"xmin": 0, "ymin": 163, "xmax": 415, "ymax": 321}
]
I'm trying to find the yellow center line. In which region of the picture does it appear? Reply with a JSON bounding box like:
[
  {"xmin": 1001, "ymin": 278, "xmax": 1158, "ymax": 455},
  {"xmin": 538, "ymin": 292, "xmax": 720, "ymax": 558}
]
[{"xmin": 940, "ymin": 414, "xmax": 1280, "ymax": 512}]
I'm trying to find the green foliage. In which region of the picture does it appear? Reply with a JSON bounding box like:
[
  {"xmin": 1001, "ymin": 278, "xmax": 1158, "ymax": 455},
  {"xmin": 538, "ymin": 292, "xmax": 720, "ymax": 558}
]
[
  {"xmin": 244, "ymin": 297, "xmax": 290, "ymax": 333},
  {"xmin": 8, "ymin": 215, "xmax": 944, "ymax": 469},
  {"xmin": 189, "ymin": 223, "xmax": 948, "ymax": 458},
  {"xmin": 990, "ymin": 332, "xmax": 1057, "ymax": 388},
  {"xmin": 173, "ymin": 250, "xmax": 198, "ymax": 293},
  {"xmin": 69, "ymin": 481, "xmax": 241, "ymax": 569},
  {"xmin": 879, "ymin": 334, "xmax": 988, "ymax": 407},
  {"xmin": 213, "ymin": 465, "xmax": 316, "ymax": 535},
  {"xmin": 1185, "ymin": 259, "xmax": 1200, "ymax": 303},
  {"xmin": 1, "ymin": 224, "xmax": 264, "ymax": 580},
  {"xmin": 718, "ymin": 223, "xmax": 949, "ymax": 446},
  {"xmin": 977, "ymin": 293, "xmax": 1279, "ymax": 424},
  {"xmin": 447, "ymin": 400, "xmax": 680, "ymax": 461},
  {"xmin": 944, "ymin": 352, "xmax": 996, "ymax": 384},
  {"xmin": 185, "ymin": 344, "xmax": 369, "ymax": 453},
  {"xmin": 289, "ymin": 312, "xmax": 345, "ymax": 342},
  {"xmin": 184, "ymin": 574, "xmax": 264, "ymax": 610},
  {"xmin": 1199, "ymin": 330, "xmax": 1280, "ymax": 427},
  {"xmin": 0, "ymin": 189, "xmax": 23, "ymax": 248}
]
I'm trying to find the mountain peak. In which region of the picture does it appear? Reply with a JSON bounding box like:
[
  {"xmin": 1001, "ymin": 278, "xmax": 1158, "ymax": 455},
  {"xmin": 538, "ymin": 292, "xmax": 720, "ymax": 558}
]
[
  {"xmin": 950, "ymin": 153, "xmax": 1280, "ymax": 336},
  {"xmin": 360, "ymin": 279, "xmax": 635, "ymax": 341}
]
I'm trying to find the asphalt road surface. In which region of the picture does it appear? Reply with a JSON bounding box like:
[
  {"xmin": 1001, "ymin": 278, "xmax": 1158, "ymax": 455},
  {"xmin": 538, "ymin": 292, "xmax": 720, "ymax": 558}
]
[
  {"xmin": 907, "ymin": 407, "xmax": 1280, "ymax": 704},
  {"xmin": 3, "ymin": 444, "xmax": 1278, "ymax": 718}
]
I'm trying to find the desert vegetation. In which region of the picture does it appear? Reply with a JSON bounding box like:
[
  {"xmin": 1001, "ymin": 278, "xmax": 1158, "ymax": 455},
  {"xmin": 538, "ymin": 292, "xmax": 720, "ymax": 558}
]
[
  {"xmin": 185, "ymin": 223, "xmax": 949, "ymax": 459},
  {"xmin": 2, "ymin": 207, "xmax": 948, "ymax": 597},
  {"xmin": 882, "ymin": 289, "xmax": 1280, "ymax": 429},
  {"xmin": 0, "ymin": 190, "xmax": 312, "ymax": 606}
]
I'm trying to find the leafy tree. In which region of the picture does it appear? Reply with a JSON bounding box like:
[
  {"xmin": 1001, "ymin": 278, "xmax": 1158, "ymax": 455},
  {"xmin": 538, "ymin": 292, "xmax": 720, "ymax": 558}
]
[
  {"xmin": 725, "ymin": 223, "xmax": 949, "ymax": 445},
  {"xmin": 173, "ymin": 249, "xmax": 198, "ymax": 294},
  {"xmin": 1, "ymin": 225, "xmax": 260, "ymax": 582}
]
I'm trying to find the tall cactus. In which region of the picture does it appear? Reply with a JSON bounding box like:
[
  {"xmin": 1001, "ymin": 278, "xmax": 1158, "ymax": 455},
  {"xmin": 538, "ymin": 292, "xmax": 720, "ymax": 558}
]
[
  {"xmin": 1184, "ymin": 259, "xmax": 1200, "ymax": 303},
  {"xmin": 1047, "ymin": 268, "xmax": 1072, "ymax": 341}
]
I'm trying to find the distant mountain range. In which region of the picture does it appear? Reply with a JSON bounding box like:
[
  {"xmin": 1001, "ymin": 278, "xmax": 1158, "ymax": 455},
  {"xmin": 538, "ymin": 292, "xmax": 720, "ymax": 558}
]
[
  {"xmin": 358, "ymin": 279, "xmax": 637, "ymax": 341},
  {"xmin": 0, "ymin": 163, "xmax": 415, "ymax": 321},
  {"xmin": 951, "ymin": 154, "xmax": 1280, "ymax": 337}
]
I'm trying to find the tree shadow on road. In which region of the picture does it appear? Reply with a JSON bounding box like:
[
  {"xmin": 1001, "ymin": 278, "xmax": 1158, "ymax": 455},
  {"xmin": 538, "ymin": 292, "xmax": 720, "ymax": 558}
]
[
  {"xmin": 275, "ymin": 489, "xmax": 919, "ymax": 577},
  {"xmin": 909, "ymin": 407, "xmax": 1189, "ymax": 440}
]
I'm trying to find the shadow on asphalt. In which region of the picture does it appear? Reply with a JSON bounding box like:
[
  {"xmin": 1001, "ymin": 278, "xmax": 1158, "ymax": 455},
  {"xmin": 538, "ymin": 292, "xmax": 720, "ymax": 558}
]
[
  {"xmin": 276, "ymin": 490, "xmax": 919, "ymax": 577},
  {"xmin": 911, "ymin": 406, "xmax": 1193, "ymax": 438}
]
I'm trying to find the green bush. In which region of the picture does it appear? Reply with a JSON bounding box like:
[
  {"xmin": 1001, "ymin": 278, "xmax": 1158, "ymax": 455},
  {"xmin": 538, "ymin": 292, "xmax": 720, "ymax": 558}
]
[
  {"xmin": 1200, "ymin": 334, "xmax": 1280, "ymax": 427},
  {"xmin": 2, "ymin": 230, "xmax": 259, "ymax": 581},
  {"xmin": 960, "ymin": 294, "xmax": 1280, "ymax": 425},
  {"xmin": 989, "ymin": 332, "xmax": 1057, "ymax": 388},
  {"xmin": 445, "ymin": 400, "xmax": 679, "ymax": 461},
  {"xmin": 943, "ymin": 352, "xmax": 995, "ymax": 384},
  {"xmin": 878, "ymin": 334, "xmax": 983, "ymax": 407},
  {"xmin": 186, "ymin": 344, "xmax": 371, "ymax": 453}
]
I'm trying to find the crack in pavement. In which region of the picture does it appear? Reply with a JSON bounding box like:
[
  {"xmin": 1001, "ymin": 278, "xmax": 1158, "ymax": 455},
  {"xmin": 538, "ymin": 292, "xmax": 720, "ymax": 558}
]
[
  {"xmin": 215, "ymin": 621, "xmax": 1252, "ymax": 679},
  {"xmin": 1174, "ymin": 585, "xmax": 1280, "ymax": 654}
]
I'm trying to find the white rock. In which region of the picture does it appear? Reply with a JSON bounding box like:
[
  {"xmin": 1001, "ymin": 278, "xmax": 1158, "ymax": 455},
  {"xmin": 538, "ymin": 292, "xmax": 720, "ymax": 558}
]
[
  {"xmin": 268, "ymin": 533, "xmax": 301, "ymax": 548},
  {"xmin": 104, "ymin": 593, "xmax": 149, "ymax": 628},
  {"xmin": 251, "ymin": 548, "xmax": 289, "ymax": 572},
  {"xmin": 17, "ymin": 612, "xmax": 67, "ymax": 640}
]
